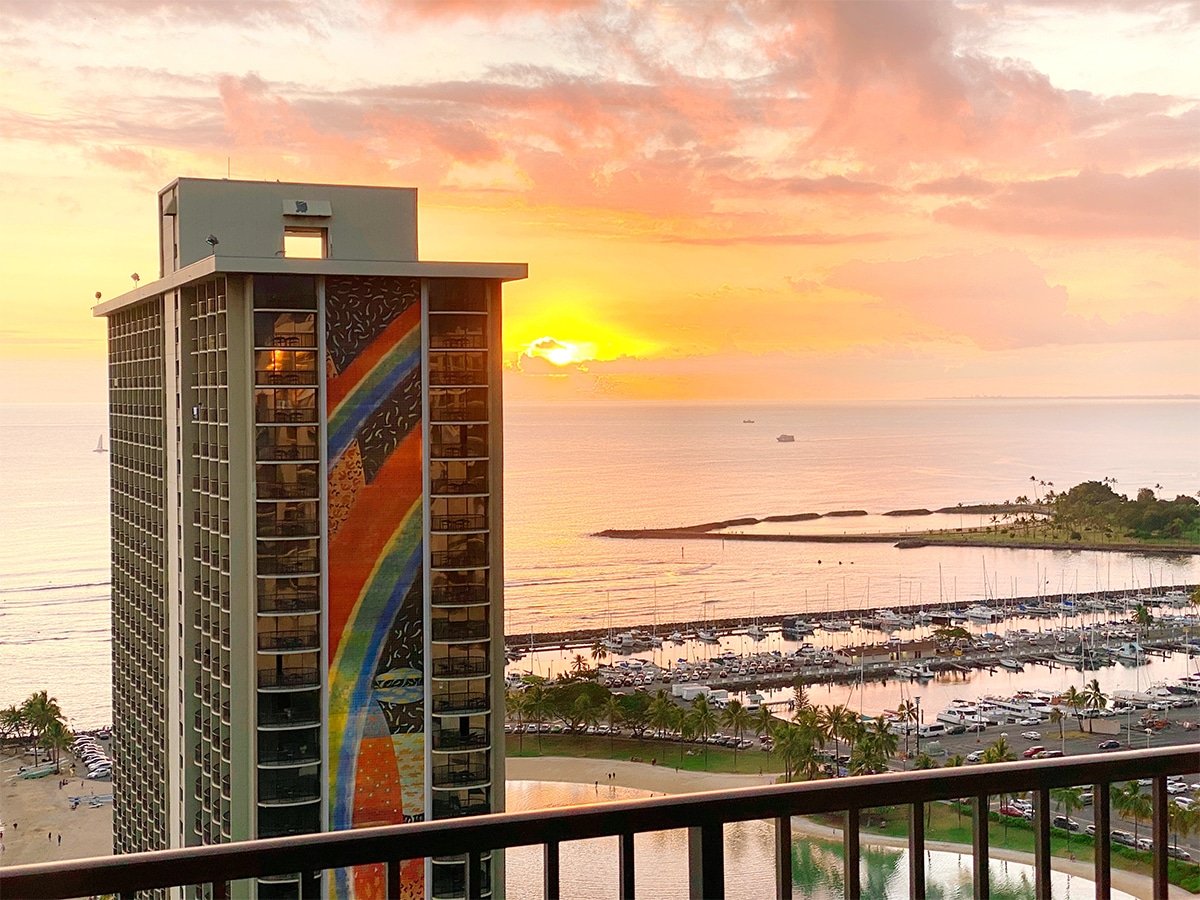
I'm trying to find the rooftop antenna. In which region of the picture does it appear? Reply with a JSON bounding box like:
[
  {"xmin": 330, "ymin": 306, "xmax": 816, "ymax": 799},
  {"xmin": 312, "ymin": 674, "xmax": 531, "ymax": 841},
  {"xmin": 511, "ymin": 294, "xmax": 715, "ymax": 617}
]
[
  {"xmin": 130, "ymin": 273, "xmax": 140, "ymax": 288},
  {"xmin": 206, "ymin": 235, "xmax": 220, "ymax": 255}
]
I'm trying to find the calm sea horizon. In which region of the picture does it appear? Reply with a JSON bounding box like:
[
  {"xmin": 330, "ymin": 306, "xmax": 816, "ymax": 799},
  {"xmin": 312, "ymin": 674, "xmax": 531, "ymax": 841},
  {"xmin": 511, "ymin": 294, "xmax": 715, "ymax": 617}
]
[{"xmin": 2, "ymin": 398, "xmax": 1198, "ymax": 726}]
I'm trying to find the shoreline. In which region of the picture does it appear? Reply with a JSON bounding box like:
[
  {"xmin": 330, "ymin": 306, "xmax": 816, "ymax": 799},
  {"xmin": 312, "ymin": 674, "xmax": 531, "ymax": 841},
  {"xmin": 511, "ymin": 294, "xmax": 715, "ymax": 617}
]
[
  {"xmin": 0, "ymin": 749, "xmax": 112, "ymax": 867},
  {"xmin": 595, "ymin": 525, "xmax": 1200, "ymax": 556},
  {"xmin": 508, "ymin": 756, "xmax": 1191, "ymax": 898}
]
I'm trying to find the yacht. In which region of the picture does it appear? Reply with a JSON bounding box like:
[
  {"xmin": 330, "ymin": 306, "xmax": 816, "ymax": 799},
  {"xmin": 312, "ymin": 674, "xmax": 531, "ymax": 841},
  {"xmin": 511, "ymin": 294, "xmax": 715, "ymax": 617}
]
[
  {"xmin": 696, "ymin": 628, "xmax": 719, "ymax": 644},
  {"xmin": 912, "ymin": 664, "xmax": 935, "ymax": 680},
  {"xmin": 667, "ymin": 630, "xmax": 684, "ymax": 644},
  {"xmin": 998, "ymin": 657, "xmax": 1023, "ymax": 672},
  {"xmin": 1113, "ymin": 642, "xmax": 1144, "ymax": 663},
  {"xmin": 776, "ymin": 434, "xmax": 796, "ymax": 443},
  {"xmin": 965, "ymin": 605, "xmax": 999, "ymax": 622},
  {"xmin": 821, "ymin": 618, "xmax": 852, "ymax": 632},
  {"xmin": 894, "ymin": 665, "xmax": 918, "ymax": 679},
  {"xmin": 746, "ymin": 622, "xmax": 767, "ymax": 641},
  {"xmin": 876, "ymin": 609, "xmax": 914, "ymax": 628},
  {"xmin": 781, "ymin": 616, "xmax": 816, "ymax": 638}
]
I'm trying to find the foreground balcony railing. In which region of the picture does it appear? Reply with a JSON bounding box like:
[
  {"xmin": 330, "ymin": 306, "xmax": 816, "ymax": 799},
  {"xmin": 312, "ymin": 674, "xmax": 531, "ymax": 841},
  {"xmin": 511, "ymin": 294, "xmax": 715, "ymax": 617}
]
[{"xmin": 2, "ymin": 748, "xmax": 1193, "ymax": 900}]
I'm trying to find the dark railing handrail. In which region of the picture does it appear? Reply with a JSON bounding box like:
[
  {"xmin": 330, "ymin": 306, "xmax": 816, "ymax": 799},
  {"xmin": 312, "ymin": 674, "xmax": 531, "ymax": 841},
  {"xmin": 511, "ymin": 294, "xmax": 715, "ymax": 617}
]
[{"xmin": 2, "ymin": 747, "xmax": 1194, "ymax": 899}]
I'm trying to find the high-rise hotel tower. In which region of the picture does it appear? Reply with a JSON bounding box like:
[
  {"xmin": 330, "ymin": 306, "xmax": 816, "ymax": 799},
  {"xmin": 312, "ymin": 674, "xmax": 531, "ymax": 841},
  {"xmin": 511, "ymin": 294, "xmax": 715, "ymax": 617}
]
[{"xmin": 95, "ymin": 178, "xmax": 525, "ymax": 899}]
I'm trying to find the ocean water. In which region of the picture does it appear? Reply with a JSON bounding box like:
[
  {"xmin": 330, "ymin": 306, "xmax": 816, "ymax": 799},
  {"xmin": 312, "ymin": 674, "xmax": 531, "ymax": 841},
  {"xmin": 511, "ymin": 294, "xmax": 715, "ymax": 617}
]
[{"xmin": 2, "ymin": 399, "xmax": 1198, "ymax": 727}]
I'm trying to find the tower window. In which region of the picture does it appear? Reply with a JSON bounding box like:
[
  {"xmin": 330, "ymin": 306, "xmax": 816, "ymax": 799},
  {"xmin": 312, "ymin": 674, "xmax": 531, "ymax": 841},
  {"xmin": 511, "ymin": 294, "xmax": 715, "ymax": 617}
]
[{"xmin": 283, "ymin": 227, "xmax": 326, "ymax": 259}]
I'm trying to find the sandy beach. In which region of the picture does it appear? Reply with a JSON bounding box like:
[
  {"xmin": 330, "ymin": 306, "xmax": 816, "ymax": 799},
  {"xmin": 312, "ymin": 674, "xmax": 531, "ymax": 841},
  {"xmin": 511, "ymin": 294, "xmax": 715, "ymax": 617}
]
[
  {"xmin": 1, "ymin": 748, "xmax": 113, "ymax": 867},
  {"xmin": 510, "ymin": 755, "xmax": 1185, "ymax": 899}
]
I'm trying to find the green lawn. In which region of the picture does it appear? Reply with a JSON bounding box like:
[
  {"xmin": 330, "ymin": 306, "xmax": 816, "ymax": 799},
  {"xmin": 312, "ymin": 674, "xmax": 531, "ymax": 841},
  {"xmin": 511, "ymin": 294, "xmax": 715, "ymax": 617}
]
[{"xmin": 505, "ymin": 732, "xmax": 787, "ymax": 775}]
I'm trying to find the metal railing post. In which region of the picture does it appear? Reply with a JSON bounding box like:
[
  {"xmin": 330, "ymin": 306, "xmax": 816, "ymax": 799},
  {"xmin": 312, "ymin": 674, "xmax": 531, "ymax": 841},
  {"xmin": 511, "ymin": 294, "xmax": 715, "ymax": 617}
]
[
  {"xmin": 1093, "ymin": 782, "xmax": 1111, "ymax": 900},
  {"xmin": 619, "ymin": 832, "xmax": 635, "ymax": 899},
  {"xmin": 543, "ymin": 841, "xmax": 560, "ymax": 900},
  {"xmin": 1032, "ymin": 787, "xmax": 1051, "ymax": 899},
  {"xmin": 908, "ymin": 801, "xmax": 925, "ymax": 900},
  {"xmin": 774, "ymin": 815, "xmax": 792, "ymax": 900},
  {"xmin": 466, "ymin": 850, "xmax": 484, "ymax": 900},
  {"xmin": 386, "ymin": 860, "xmax": 401, "ymax": 898},
  {"xmin": 1152, "ymin": 776, "xmax": 1169, "ymax": 898},
  {"xmin": 687, "ymin": 824, "xmax": 724, "ymax": 900},
  {"xmin": 972, "ymin": 794, "xmax": 989, "ymax": 900},
  {"xmin": 844, "ymin": 807, "xmax": 860, "ymax": 900}
]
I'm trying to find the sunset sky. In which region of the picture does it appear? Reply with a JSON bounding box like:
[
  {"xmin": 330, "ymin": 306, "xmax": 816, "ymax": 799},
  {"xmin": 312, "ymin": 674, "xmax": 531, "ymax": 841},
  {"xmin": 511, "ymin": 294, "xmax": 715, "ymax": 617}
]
[{"xmin": 2, "ymin": 0, "xmax": 1197, "ymax": 402}]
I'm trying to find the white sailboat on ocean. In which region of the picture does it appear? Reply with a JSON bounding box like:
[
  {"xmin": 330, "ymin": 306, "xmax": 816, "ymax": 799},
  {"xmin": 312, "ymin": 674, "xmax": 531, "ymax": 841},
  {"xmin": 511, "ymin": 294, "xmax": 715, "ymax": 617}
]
[{"xmin": 94, "ymin": 434, "xmax": 108, "ymax": 453}]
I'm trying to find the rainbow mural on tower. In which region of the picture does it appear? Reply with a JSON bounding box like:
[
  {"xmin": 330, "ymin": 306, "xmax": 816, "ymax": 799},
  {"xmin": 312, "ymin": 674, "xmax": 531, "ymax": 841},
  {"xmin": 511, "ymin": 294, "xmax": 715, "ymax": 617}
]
[{"xmin": 325, "ymin": 276, "xmax": 426, "ymax": 900}]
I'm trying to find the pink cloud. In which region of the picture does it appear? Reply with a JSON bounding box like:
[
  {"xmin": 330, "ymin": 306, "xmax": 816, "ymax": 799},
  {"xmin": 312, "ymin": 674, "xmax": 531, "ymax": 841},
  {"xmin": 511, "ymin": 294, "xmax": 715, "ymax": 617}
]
[
  {"xmin": 828, "ymin": 249, "xmax": 1198, "ymax": 349},
  {"xmin": 934, "ymin": 167, "xmax": 1200, "ymax": 239}
]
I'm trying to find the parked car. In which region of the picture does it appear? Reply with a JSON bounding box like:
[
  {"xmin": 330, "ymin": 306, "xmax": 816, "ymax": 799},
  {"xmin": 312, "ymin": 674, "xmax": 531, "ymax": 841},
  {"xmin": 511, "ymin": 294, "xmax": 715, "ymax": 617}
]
[
  {"xmin": 998, "ymin": 804, "xmax": 1025, "ymax": 817},
  {"xmin": 1035, "ymin": 749, "xmax": 1063, "ymax": 759},
  {"xmin": 944, "ymin": 724, "xmax": 967, "ymax": 735},
  {"xmin": 1097, "ymin": 739, "xmax": 1122, "ymax": 750},
  {"xmin": 1167, "ymin": 781, "xmax": 1189, "ymax": 794},
  {"xmin": 1175, "ymin": 797, "xmax": 1196, "ymax": 810},
  {"xmin": 87, "ymin": 768, "xmax": 111, "ymax": 780},
  {"xmin": 1022, "ymin": 746, "xmax": 1046, "ymax": 759},
  {"xmin": 966, "ymin": 750, "xmax": 985, "ymax": 763},
  {"xmin": 1053, "ymin": 816, "xmax": 1080, "ymax": 831},
  {"xmin": 1111, "ymin": 830, "xmax": 1136, "ymax": 846},
  {"xmin": 1085, "ymin": 824, "xmax": 1097, "ymax": 836},
  {"xmin": 1017, "ymin": 717, "xmax": 1041, "ymax": 726},
  {"xmin": 1168, "ymin": 847, "xmax": 1194, "ymax": 861},
  {"xmin": 1021, "ymin": 731, "xmax": 1041, "ymax": 740}
]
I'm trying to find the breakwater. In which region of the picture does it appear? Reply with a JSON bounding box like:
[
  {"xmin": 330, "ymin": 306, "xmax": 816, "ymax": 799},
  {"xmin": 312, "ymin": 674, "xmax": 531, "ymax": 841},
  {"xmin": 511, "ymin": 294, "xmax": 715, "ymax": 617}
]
[{"xmin": 503, "ymin": 585, "xmax": 1196, "ymax": 648}]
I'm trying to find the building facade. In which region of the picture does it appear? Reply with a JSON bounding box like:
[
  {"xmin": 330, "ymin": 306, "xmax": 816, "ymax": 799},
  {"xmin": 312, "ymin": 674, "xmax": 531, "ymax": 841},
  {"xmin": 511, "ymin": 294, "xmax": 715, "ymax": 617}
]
[{"xmin": 97, "ymin": 178, "xmax": 525, "ymax": 899}]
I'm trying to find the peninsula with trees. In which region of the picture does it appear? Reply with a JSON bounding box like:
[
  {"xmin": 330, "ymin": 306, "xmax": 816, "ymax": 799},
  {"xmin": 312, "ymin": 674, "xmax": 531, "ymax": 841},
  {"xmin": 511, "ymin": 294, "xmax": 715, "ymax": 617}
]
[{"xmin": 597, "ymin": 479, "xmax": 1200, "ymax": 554}]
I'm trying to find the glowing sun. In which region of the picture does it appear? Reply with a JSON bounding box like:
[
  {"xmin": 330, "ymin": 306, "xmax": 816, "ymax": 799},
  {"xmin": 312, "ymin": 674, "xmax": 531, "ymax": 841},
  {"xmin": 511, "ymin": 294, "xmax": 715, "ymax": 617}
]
[{"xmin": 527, "ymin": 337, "xmax": 589, "ymax": 366}]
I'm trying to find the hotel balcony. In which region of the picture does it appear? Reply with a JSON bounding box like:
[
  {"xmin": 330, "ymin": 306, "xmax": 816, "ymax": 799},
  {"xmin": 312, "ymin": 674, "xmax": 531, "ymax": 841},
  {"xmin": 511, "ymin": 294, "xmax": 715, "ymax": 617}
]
[
  {"xmin": 258, "ymin": 773, "xmax": 321, "ymax": 807},
  {"xmin": 5, "ymin": 748, "xmax": 1194, "ymax": 900},
  {"xmin": 257, "ymin": 629, "xmax": 321, "ymax": 653},
  {"xmin": 431, "ymin": 692, "xmax": 490, "ymax": 716},
  {"xmin": 256, "ymin": 444, "xmax": 319, "ymax": 461},
  {"xmin": 256, "ymin": 555, "xmax": 319, "ymax": 576},
  {"xmin": 258, "ymin": 590, "xmax": 320, "ymax": 615},
  {"xmin": 257, "ymin": 667, "xmax": 320, "ymax": 691},
  {"xmin": 432, "ymin": 762, "xmax": 491, "ymax": 790},
  {"xmin": 431, "ymin": 549, "xmax": 488, "ymax": 569},
  {"xmin": 255, "ymin": 369, "xmax": 318, "ymax": 386},
  {"xmin": 432, "ymin": 476, "xmax": 489, "ymax": 493},
  {"xmin": 431, "ymin": 656, "xmax": 490, "ymax": 679},
  {"xmin": 431, "ymin": 728, "xmax": 490, "ymax": 753},
  {"xmin": 431, "ymin": 619, "xmax": 490, "ymax": 642},
  {"xmin": 432, "ymin": 513, "xmax": 488, "ymax": 532},
  {"xmin": 431, "ymin": 584, "xmax": 490, "ymax": 607},
  {"xmin": 256, "ymin": 518, "xmax": 319, "ymax": 538},
  {"xmin": 256, "ymin": 481, "xmax": 319, "ymax": 501}
]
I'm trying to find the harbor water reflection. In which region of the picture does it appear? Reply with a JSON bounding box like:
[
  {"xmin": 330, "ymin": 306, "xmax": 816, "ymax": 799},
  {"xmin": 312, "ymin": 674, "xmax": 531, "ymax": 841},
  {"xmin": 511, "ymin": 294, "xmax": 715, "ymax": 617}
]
[{"xmin": 504, "ymin": 781, "xmax": 1136, "ymax": 899}]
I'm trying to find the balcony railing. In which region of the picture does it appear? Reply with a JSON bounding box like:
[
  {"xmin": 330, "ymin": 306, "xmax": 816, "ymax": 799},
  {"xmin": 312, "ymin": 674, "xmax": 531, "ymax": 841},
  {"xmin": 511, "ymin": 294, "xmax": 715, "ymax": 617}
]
[
  {"xmin": 257, "ymin": 630, "xmax": 321, "ymax": 652},
  {"xmin": 431, "ymin": 550, "xmax": 487, "ymax": 569},
  {"xmin": 431, "ymin": 620, "xmax": 490, "ymax": 641},
  {"xmin": 256, "ymin": 556, "xmax": 319, "ymax": 575},
  {"xmin": 258, "ymin": 668, "xmax": 320, "ymax": 690},
  {"xmin": 258, "ymin": 592, "xmax": 320, "ymax": 614},
  {"xmin": 432, "ymin": 514, "xmax": 487, "ymax": 532},
  {"xmin": 255, "ymin": 370, "xmax": 317, "ymax": 386},
  {"xmin": 432, "ymin": 729, "xmax": 490, "ymax": 752},
  {"xmin": 432, "ymin": 763, "xmax": 491, "ymax": 789},
  {"xmin": 432, "ymin": 692, "xmax": 490, "ymax": 715},
  {"xmin": 432, "ymin": 585, "xmax": 489, "ymax": 606},
  {"xmin": 430, "ymin": 404, "xmax": 488, "ymax": 423},
  {"xmin": 257, "ymin": 519, "xmax": 319, "ymax": 538},
  {"xmin": 257, "ymin": 445, "xmax": 319, "ymax": 461},
  {"xmin": 431, "ymin": 477, "xmax": 488, "ymax": 493},
  {"xmin": 431, "ymin": 657, "xmax": 489, "ymax": 678},
  {"xmin": 257, "ymin": 482, "xmax": 319, "ymax": 500},
  {"xmin": 256, "ymin": 408, "xmax": 318, "ymax": 424},
  {"xmin": 5, "ymin": 747, "xmax": 1192, "ymax": 900},
  {"xmin": 429, "ymin": 368, "xmax": 487, "ymax": 386}
]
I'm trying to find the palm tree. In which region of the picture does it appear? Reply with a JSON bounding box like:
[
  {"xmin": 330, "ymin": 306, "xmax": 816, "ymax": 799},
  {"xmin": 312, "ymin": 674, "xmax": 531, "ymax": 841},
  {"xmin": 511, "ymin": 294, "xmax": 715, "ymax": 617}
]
[
  {"xmin": 507, "ymin": 687, "xmax": 528, "ymax": 752},
  {"xmin": 572, "ymin": 694, "xmax": 598, "ymax": 734},
  {"xmin": 602, "ymin": 694, "xmax": 623, "ymax": 753},
  {"xmin": 981, "ymin": 736, "xmax": 1016, "ymax": 764},
  {"xmin": 721, "ymin": 700, "xmax": 752, "ymax": 770},
  {"xmin": 0, "ymin": 705, "xmax": 29, "ymax": 741},
  {"xmin": 1048, "ymin": 708, "xmax": 1066, "ymax": 753},
  {"xmin": 1114, "ymin": 782, "xmax": 1153, "ymax": 847},
  {"xmin": 1082, "ymin": 679, "xmax": 1107, "ymax": 717},
  {"xmin": 752, "ymin": 704, "xmax": 775, "ymax": 744},
  {"xmin": 648, "ymin": 690, "xmax": 676, "ymax": 740},
  {"xmin": 1061, "ymin": 686, "xmax": 1085, "ymax": 730},
  {"xmin": 1169, "ymin": 803, "xmax": 1198, "ymax": 856},
  {"xmin": 525, "ymin": 683, "xmax": 548, "ymax": 752},
  {"xmin": 897, "ymin": 699, "xmax": 918, "ymax": 760},
  {"xmin": 39, "ymin": 719, "xmax": 72, "ymax": 774},
  {"xmin": 590, "ymin": 640, "xmax": 609, "ymax": 663},
  {"xmin": 1131, "ymin": 604, "xmax": 1153, "ymax": 629},
  {"xmin": 818, "ymin": 704, "xmax": 853, "ymax": 776},
  {"xmin": 687, "ymin": 695, "xmax": 718, "ymax": 769},
  {"xmin": 22, "ymin": 690, "xmax": 64, "ymax": 765},
  {"xmin": 1051, "ymin": 786, "xmax": 1084, "ymax": 853},
  {"xmin": 570, "ymin": 653, "xmax": 591, "ymax": 676},
  {"xmin": 912, "ymin": 752, "xmax": 936, "ymax": 770}
]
